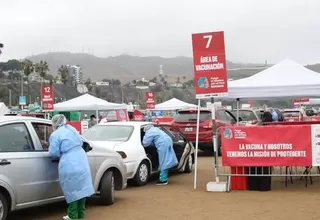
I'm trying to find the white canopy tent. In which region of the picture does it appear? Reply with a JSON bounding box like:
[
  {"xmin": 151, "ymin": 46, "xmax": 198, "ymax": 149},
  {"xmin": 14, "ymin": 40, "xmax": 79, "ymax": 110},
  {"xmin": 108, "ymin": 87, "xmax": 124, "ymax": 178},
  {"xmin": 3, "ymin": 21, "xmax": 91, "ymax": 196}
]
[
  {"xmin": 54, "ymin": 94, "xmax": 127, "ymax": 111},
  {"xmin": 154, "ymin": 98, "xmax": 197, "ymax": 110},
  {"xmin": 225, "ymin": 59, "xmax": 320, "ymax": 99}
]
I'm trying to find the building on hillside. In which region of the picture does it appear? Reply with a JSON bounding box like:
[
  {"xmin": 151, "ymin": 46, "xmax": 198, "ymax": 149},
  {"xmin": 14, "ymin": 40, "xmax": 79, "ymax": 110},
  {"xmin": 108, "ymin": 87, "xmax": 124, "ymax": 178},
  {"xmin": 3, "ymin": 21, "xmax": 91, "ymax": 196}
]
[
  {"xmin": 67, "ymin": 65, "xmax": 83, "ymax": 86},
  {"xmin": 28, "ymin": 72, "xmax": 49, "ymax": 83},
  {"xmin": 96, "ymin": 81, "xmax": 110, "ymax": 86}
]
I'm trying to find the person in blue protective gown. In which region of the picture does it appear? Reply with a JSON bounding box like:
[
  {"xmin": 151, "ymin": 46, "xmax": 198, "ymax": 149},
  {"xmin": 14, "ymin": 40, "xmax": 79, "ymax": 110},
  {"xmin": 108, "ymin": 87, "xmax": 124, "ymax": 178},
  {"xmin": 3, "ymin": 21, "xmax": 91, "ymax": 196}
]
[
  {"xmin": 49, "ymin": 114, "xmax": 95, "ymax": 220},
  {"xmin": 142, "ymin": 124, "xmax": 178, "ymax": 185}
]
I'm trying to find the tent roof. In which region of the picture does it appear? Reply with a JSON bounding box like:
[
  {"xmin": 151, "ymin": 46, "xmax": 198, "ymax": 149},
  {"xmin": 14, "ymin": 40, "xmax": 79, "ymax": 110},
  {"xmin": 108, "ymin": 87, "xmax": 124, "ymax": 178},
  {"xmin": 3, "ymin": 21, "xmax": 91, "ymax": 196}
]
[
  {"xmin": 54, "ymin": 94, "xmax": 127, "ymax": 111},
  {"xmin": 225, "ymin": 59, "xmax": 320, "ymax": 99},
  {"xmin": 155, "ymin": 98, "xmax": 197, "ymax": 110}
]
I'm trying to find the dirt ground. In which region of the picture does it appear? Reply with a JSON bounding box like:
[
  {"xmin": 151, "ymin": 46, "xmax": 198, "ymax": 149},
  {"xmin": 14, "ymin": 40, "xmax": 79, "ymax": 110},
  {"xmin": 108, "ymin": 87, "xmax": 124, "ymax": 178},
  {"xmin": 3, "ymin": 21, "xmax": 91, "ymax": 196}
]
[{"xmin": 8, "ymin": 153, "xmax": 320, "ymax": 220}]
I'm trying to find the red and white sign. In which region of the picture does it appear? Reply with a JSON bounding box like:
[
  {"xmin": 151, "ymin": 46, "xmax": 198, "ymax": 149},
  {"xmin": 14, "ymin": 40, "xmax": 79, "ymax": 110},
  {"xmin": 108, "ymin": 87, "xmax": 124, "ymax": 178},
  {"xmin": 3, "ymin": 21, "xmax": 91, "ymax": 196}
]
[
  {"xmin": 293, "ymin": 98, "xmax": 309, "ymax": 105},
  {"xmin": 41, "ymin": 85, "xmax": 54, "ymax": 111},
  {"xmin": 67, "ymin": 121, "xmax": 88, "ymax": 134},
  {"xmin": 221, "ymin": 125, "xmax": 320, "ymax": 166},
  {"xmin": 192, "ymin": 31, "xmax": 228, "ymax": 99},
  {"xmin": 145, "ymin": 92, "xmax": 155, "ymax": 109}
]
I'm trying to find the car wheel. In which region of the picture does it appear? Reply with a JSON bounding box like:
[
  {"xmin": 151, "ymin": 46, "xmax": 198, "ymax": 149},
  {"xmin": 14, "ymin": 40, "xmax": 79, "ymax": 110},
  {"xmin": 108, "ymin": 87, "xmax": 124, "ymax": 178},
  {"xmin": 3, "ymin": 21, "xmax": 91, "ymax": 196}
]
[
  {"xmin": 184, "ymin": 154, "xmax": 193, "ymax": 173},
  {"xmin": 133, "ymin": 160, "xmax": 150, "ymax": 186},
  {"xmin": 99, "ymin": 171, "xmax": 115, "ymax": 206},
  {"xmin": 0, "ymin": 192, "xmax": 8, "ymax": 220}
]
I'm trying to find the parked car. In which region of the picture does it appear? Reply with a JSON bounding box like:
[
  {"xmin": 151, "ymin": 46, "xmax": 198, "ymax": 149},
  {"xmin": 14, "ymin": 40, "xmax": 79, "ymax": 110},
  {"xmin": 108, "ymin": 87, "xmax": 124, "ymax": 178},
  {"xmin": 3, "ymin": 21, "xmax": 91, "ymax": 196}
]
[
  {"xmin": 83, "ymin": 121, "xmax": 194, "ymax": 186},
  {"xmin": 171, "ymin": 108, "xmax": 238, "ymax": 154},
  {"xmin": 231, "ymin": 109, "xmax": 265, "ymax": 125},
  {"xmin": 282, "ymin": 109, "xmax": 304, "ymax": 121},
  {"xmin": 0, "ymin": 116, "xmax": 127, "ymax": 220}
]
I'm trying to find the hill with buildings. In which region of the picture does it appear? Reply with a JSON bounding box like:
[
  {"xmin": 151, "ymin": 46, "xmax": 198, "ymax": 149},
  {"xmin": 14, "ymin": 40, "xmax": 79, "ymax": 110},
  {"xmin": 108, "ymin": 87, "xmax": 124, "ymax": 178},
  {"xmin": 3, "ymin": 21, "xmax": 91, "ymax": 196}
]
[{"xmin": 26, "ymin": 52, "xmax": 268, "ymax": 82}]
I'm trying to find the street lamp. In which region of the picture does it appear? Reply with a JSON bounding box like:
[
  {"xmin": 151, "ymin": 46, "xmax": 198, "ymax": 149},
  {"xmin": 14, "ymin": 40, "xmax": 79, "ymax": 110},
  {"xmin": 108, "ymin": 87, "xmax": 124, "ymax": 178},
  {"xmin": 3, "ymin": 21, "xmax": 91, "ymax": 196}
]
[{"xmin": 0, "ymin": 43, "xmax": 3, "ymax": 55}]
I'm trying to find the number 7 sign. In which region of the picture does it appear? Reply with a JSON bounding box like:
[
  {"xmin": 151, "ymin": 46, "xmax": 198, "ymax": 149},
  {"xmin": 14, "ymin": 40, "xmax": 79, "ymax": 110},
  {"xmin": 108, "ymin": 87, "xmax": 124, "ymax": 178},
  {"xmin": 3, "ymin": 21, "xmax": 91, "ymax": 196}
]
[{"xmin": 191, "ymin": 31, "xmax": 228, "ymax": 98}]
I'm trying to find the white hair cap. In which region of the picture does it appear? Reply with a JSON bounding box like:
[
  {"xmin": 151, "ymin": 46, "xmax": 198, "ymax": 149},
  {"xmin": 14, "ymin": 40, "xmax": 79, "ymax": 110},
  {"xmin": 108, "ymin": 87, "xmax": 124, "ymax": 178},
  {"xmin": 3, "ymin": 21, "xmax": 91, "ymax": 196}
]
[{"xmin": 52, "ymin": 114, "xmax": 67, "ymax": 128}]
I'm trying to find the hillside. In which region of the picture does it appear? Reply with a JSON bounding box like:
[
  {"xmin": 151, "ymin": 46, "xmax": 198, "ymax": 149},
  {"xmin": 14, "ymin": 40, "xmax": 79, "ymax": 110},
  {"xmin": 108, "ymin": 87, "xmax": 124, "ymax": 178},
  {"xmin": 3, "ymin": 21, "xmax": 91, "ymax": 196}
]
[{"xmin": 26, "ymin": 52, "xmax": 266, "ymax": 81}]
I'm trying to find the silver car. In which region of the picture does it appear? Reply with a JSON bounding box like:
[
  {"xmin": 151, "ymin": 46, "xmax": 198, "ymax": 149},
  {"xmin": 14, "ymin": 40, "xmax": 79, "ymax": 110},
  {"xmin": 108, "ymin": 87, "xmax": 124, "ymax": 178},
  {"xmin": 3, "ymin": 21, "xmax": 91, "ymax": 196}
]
[{"xmin": 0, "ymin": 116, "xmax": 127, "ymax": 220}]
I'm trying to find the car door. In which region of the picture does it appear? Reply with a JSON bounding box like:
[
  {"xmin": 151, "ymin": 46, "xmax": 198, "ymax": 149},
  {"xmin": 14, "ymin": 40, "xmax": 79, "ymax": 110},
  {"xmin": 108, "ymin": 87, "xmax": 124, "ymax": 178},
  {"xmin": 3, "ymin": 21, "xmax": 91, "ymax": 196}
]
[
  {"xmin": 0, "ymin": 122, "xmax": 48, "ymax": 205},
  {"xmin": 29, "ymin": 122, "xmax": 63, "ymax": 199},
  {"xmin": 157, "ymin": 125, "xmax": 191, "ymax": 170}
]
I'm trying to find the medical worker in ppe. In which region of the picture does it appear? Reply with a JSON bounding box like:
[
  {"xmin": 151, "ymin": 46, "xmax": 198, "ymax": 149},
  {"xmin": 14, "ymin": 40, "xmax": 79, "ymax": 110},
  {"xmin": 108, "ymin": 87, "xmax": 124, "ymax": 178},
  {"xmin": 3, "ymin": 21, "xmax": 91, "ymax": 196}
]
[
  {"xmin": 49, "ymin": 114, "xmax": 95, "ymax": 220},
  {"xmin": 142, "ymin": 124, "xmax": 178, "ymax": 185}
]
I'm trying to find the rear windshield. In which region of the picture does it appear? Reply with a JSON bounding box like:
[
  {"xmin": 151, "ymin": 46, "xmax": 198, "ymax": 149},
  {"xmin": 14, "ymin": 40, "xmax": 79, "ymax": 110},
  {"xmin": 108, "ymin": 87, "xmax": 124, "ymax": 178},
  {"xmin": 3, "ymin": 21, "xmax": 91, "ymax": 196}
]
[
  {"xmin": 283, "ymin": 111, "xmax": 300, "ymax": 117},
  {"xmin": 174, "ymin": 111, "xmax": 211, "ymax": 122},
  {"xmin": 231, "ymin": 110, "xmax": 257, "ymax": 121}
]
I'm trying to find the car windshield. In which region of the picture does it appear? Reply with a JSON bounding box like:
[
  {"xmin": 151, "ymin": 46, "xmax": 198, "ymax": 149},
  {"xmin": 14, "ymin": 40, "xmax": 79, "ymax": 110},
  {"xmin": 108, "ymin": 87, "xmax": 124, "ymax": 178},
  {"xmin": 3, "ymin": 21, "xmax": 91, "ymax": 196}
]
[
  {"xmin": 174, "ymin": 110, "xmax": 211, "ymax": 122},
  {"xmin": 231, "ymin": 110, "xmax": 257, "ymax": 121},
  {"xmin": 83, "ymin": 125, "xmax": 134, "ymax": 142},
  {"xmin": 283, "ymin": 111, "xmax": 300, "ymax": 117}
]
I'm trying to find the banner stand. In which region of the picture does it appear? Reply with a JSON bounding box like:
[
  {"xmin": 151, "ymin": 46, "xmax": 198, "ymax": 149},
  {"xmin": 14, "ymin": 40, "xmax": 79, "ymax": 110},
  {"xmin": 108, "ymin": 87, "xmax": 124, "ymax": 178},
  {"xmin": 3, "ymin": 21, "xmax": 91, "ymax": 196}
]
[{"xmin": 193, "ymin": 99, "xmax": 201, "ymax": 190}]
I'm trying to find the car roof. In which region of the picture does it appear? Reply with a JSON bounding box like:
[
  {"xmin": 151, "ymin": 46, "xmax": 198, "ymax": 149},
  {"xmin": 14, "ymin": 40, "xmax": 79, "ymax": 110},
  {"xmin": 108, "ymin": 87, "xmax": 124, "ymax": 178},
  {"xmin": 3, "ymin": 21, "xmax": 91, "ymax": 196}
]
[
  {"xmin": 177, "ymin": 107, "xmax": 224, "ymax": 112},
  {"xmin": 97, "ymin": 121, "xmax": 154, "ymax": 128},
  {"xmin": 0, "ymin": 116, "xmax": 51, "ymax": 124},
  {"xmin": 283, "ymin": 108, "xmax": 301, "ymax": 112}
]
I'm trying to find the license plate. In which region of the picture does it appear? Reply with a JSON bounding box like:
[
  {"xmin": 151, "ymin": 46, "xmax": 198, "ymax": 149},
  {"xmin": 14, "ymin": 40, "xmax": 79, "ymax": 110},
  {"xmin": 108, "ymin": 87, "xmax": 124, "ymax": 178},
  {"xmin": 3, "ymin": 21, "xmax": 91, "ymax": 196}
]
[{"xmin": 185, "ymin": 127, "xmax": 193, "ymax": 132}]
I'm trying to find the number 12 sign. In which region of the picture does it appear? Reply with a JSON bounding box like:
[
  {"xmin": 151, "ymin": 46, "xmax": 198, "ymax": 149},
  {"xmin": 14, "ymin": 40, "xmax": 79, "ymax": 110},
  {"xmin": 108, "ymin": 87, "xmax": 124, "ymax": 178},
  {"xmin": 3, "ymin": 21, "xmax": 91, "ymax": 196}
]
[
  {"xmin": 191, "ymin": 31, "xmax": 228, "ymax": 99},
  {"xmin": 41, "ymin": 85, "xmax": 54, "ymax": 111}
]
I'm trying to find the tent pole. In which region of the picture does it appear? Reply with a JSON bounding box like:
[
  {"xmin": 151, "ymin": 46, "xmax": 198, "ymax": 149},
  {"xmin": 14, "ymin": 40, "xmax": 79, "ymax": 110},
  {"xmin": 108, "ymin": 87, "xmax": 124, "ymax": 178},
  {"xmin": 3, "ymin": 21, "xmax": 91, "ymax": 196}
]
[{"xmin": 236, "ymin": 98, "xmax": 240, "ymax": 125}]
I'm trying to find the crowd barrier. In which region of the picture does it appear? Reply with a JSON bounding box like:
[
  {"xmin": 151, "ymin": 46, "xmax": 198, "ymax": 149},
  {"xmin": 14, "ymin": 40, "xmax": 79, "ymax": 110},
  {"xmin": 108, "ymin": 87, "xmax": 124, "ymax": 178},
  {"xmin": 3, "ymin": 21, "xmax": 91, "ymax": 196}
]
[{"xmin": 213, "ymin": 123, "xmax": 320, "ymax": 191}]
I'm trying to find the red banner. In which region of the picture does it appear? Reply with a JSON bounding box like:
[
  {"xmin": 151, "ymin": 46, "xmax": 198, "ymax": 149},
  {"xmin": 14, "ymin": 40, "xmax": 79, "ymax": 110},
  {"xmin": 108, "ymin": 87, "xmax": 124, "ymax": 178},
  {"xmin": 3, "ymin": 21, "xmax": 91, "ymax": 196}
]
[
  {"xmin": 221, "ymin": 125, "xmax": 312, "ymax": 166},
  {"xmin": 145, "ymin": 92, "xmax": 155, "ymax": 109},
  {"xmin": 192, "ymin": 31, "xmax": 228, "ymax": 98},
  {"xmin": 41, "ymin": 85, "xmax": 54, "ymax": 111}
]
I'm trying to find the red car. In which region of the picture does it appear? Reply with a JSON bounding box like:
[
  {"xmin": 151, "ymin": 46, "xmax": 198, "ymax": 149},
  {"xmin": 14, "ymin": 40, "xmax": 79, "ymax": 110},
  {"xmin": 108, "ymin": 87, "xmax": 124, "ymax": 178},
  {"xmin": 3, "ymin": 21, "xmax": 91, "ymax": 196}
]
[{"xmin": 171, "ymin": 108, "xmax": 238, "ymax": 155}]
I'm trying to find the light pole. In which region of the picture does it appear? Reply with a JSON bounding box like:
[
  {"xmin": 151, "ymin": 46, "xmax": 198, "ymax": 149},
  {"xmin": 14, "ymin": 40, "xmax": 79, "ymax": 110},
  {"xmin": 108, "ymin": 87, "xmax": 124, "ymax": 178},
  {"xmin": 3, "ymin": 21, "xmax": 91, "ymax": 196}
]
[{"xmin": 0, "ymin": 43, "xmax": 3, "ymax": 55}]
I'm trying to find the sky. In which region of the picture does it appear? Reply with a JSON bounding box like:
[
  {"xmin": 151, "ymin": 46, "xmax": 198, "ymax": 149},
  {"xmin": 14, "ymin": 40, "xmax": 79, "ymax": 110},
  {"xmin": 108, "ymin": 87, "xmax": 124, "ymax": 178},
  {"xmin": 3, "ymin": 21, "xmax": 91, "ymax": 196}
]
[{"xmin": 0, "ymin": 0, "xmax": 319, "ymax": 64}]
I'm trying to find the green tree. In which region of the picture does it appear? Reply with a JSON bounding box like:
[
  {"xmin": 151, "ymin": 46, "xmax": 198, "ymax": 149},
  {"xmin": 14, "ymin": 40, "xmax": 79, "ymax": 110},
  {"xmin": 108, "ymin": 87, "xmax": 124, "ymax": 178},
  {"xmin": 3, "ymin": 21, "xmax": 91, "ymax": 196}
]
[
  {"xmin": 22, "ymin": 59, "xmax": 35, "ymax": 104},
  {"xmin": 58, "ymin": 65, "xmax": 69, "ymax": 98},
  {"xmin": 35, "ymin": 60, "xmax": 49, "ymax": 86}
]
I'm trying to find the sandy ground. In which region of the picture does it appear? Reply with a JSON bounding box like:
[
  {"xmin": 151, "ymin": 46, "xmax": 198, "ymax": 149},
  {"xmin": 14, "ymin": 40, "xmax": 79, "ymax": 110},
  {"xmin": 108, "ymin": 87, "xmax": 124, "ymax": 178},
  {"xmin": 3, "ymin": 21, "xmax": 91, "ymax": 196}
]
[{"xmin": 8, "ymin": 153, "xmax": 320, "ymax": 220}]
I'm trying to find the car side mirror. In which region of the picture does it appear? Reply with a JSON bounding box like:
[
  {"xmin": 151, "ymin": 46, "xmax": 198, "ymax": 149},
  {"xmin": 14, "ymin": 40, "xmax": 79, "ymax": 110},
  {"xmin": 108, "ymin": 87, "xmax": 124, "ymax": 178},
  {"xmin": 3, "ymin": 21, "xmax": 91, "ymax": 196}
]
[
  {"xmin": 82, "ymin": 141, "xmax": 93, "ymax": 152},
  {"xmin": 238, "ymin": 117, "xmax": 243, "ymax": 122}
]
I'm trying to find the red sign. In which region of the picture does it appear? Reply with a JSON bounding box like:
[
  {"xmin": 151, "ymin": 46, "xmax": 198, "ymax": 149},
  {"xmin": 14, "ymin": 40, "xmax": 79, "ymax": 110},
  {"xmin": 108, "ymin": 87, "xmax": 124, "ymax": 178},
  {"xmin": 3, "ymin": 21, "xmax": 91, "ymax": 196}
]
[
  {"xmin": 146, "ymin": 103, "xmax": 155, "ymax": 109},
  {"xmin": 41, "ymin": 85, "xmax": 54, "ymax": 111},
  {"xmin": 221, "ymin": 125, "xmax": 312, "ymax": 166},
  {"xmin": 145, "ymin": 92, "xmax": 155, "ymax": 109},
  {"xmin": 192, "ymin": 31, "xmax": 228, "ymax": 98},
  {"xmin": 293, "ymin": 98, "xmax": 309, "ymax": 105}
]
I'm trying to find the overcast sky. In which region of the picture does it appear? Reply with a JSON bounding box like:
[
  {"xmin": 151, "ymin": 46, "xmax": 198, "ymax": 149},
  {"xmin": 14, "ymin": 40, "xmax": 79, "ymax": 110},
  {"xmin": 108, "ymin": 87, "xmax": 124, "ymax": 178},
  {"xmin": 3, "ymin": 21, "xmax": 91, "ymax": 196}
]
[{"xmin": 1, "ymin": 0, "xmax": 319, "ymax": 64}]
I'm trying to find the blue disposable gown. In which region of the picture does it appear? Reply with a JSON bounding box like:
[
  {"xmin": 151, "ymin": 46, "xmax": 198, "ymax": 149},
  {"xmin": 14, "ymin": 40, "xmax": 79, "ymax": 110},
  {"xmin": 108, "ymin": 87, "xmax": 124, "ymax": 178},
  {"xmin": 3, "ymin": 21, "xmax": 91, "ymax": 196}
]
[
  {"xmin": 142, "ymin": 127, "xmax": 178, "ymax": 171},
  {"xmin": 49, "ymin": 124, "xmax": 95, "ymax": 203}
]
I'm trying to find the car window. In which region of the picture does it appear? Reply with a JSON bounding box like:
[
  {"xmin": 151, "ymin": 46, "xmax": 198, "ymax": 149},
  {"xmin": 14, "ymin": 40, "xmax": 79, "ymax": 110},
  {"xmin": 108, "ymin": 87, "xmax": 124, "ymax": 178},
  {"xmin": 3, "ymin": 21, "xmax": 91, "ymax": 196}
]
[
  {"xmin": 283, "ymin": 111, "xmax": 301, "ymax": 117},
  {"xmin": 225, "ymin": 110, "xmax": 236, "ymax": 122},
  {"xmin": 83, "ymin": 125, "xmax": 134, "ymax": 142},
  {"xmin": 174, "ymin": 110, "xmax": 211, "ymax": 122},
  {"xmin": 0, "ymin": 123, "xmax": 34, "ymax": 152},
  {"xmin": 162, "ymin": 126, "xmax": 185, "ymax": 142},
  {"xmin": 216, "ymin": 110, "xmax": 229, "ymax": 121},
  {"xmin": 31, "ymin": 123, "xmax": 52, "ymax": 150},
  {"xmin": 231, "ymin": 110, "xmax": 257, "ymax": 121}
]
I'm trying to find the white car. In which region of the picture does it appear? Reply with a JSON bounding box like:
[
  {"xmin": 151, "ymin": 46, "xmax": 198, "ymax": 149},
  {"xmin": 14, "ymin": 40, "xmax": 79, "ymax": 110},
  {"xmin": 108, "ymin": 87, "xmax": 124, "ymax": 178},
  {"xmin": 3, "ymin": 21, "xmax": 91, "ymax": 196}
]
[
  {"xmin": 0, "ymin": 116, "xmax": 127, "ymax": 220},
  {"xmin": 83, "ymin": 121, "xmax": 195, "ymax": 186}
]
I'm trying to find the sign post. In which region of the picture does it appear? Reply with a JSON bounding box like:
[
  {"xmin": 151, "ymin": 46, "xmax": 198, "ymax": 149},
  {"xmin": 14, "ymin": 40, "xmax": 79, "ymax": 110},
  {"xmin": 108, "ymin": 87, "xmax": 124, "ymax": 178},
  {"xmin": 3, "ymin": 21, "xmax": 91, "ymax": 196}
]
[
  {"xmin": 145, "ymin": 92, "xmax": 155, "ymax": 110},
  {"xmin": 41, "ymin": 85, "xmax": 54, "ymax": 112},
  {"xmin": 191, "ymin": 31, "xmax": 228, "ymax": 191}
]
